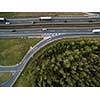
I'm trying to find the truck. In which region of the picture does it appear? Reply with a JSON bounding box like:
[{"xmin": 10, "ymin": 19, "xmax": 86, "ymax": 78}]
[
  {"xmin": 39, "ymin": 17, "xmax": 52, "ymax": 21},
  {"xmin": 92, "ymin": 29, "xmax": 100, "ymax": 33},
  {"xmin": 42, "ymin": 28, "xmax": 48, "ymax": 31},
  {"xmin": 0, "ymin": 18, "xmax": 6, "ymax": 22},
  {"xmin": 0, "ymin": 17, "xmax": 10, "ymax": 24}
]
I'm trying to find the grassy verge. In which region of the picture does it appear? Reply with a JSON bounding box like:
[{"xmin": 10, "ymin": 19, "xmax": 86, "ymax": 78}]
[
  {"xmin": 15, "ymin": 12, "xmax": 87, "ymax": 17},
  {"xmin": 14, "ymin": 37, "xmax": 100, "ymax": 87},
  {"xmin": 0, "ymin": 12, "xmax": 87, "ymax": 18},
  {"xmin": 0, "ymin": 12, "xmax": 16, "ymax": 18},
  {"xmin": 0, "ymin": 72, "xmax": 12, "ymax": 84},
  {"xmin": 0, "ymin": 38, "xmax": 42, "ymax": 66}
]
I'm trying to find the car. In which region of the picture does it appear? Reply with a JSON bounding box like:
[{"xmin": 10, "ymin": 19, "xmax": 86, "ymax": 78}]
[
  {"xmin": 64, "ymin": 20, "xmax": 67, "ymax": 23},
  {"xmin": 5, "ymin": 22, "xmax": 10, "ymax": 24},
  {"xmin": 32, "ymin": 21, "xmax": 36, "ymax": 24},
  {"xmin": 12, "ymin": 30, "xmax": 16, "ymax": 32},
  {"xmin": 42, "ymin": 28, "xmax": 48, "ymax": 31},
  {"xmin": 88, "ymin": 20, "xmax": 93, "ymax": 22},
  {"xmin": 39, "ymin": 17, "xmax": 52, "ymax": 21},
  {"xmin": 92, "ymin": 29, "xmax": 100, "ymax": 33}
]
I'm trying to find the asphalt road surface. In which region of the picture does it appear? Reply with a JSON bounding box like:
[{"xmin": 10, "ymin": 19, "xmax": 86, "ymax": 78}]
[
  {"xmin": 0, "ymin": 27, "xmax": 100, "ymax": 38},
  {"xmin": 0, "ymin": 16, "xmax": 100, "ymax": 25}
]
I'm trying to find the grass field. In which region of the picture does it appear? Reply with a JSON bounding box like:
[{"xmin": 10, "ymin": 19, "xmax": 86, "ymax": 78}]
[
  {"xmin": 0, "ymin": 12, "xmax": 15, "ymax": 18},
  {"xmin": 0, "ymin": 12, "xmax": 87, "ymax": 18},
  {"xmin": 0, "ymin": 38, "xmax": 42, "ymax": 66},
  {"xmin": 15, "ymin": 12, "xmax": 87, "ymax": 17},
  {"xmin": 0, "ymin": 72, "xmax": 12, "ymax": 84},
  {"xmin": 14, "ymin": 37, "xmax": 100, "ymax": 87}
]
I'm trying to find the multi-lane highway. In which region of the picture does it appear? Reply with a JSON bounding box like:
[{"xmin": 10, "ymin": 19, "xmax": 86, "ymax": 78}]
[
  {"xmin": 0, "ymin": 14, "xmax": 100, "ymax": 87},
  {"xmin": 0, "ymin": 27, "xmax": 100, "ymax": 37},
  {"xmin": 0, "ymin": 16, "xmax": 100, "ymax": 25}
]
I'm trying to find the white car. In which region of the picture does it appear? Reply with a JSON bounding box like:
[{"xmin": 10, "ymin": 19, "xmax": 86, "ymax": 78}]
[
  {"xmin": 92, "ymin": 29, "xmax": 100, "ymax": 33},
  {"xmin": 42, "ymin": 28, "xmax": 48, "ymax": 31},
  {"xmin": 5, "ymin": 22, "xmax": 10, "ymax": 25}
]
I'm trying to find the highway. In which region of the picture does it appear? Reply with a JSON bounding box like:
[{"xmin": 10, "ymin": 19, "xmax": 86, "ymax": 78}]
[
  {"xmin": 0, "ymin": 16, "xmax": 100, "ymax": 25},
  {"xmin": 0, "ymin": 14, "xmax": 100, "ymax": 87},
  {"xmin": 0, "ymin": 27, "xmax": 99, "ymax": 37},
  {"xmin": 0, "ymin": 31, "xmax": 100, "ymax": 87}
]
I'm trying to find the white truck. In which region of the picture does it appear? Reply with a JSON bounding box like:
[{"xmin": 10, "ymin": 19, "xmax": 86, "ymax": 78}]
[
  {"xmin": 0, "ymin": 18, "xmax": 6, "ymax": 22},
  {"xmin": 42, "ymin": 28, "xmax": 48, "ymax": 31},
  {"xmin": 92, "ymin": 29, "xmax": 100, "ymax": 33},
  {"xmin": 39, "ymin": 17, "xmax": 52, "ymax": 21},
  {"xmin": 0, "ymin": 17, "xmax": 10, "ymax": 24}
]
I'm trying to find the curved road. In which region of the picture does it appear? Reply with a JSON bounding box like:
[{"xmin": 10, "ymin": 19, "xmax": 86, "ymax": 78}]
[{"xmin": 0, "ymin": 31, "xmax": 100, "ymax": 87}]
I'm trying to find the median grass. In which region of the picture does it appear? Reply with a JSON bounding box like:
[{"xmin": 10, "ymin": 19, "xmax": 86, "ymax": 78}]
[
  {"xmin": 0, "ymin": 38, "xmax": 42, "ymax": 66},
  {"xmin": 0, "ymin": 72, "xmax": 12, "ymax": 84},
  {"xmin": 14, "ymin": 37, "xmax": 100, "ymax": 87}
]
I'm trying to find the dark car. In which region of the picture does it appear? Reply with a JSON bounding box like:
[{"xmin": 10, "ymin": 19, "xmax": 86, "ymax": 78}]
[
  {"xmin": 32, "ymin": 21, "xmax": 36, "ymax": 24},
  {"xmin": 12, "ymin": 30, "xmax": 16, "ymax": 32},
  {"xmin": 88, "ymin": 20, "xmax": 93, "ymax": 22},
  {"xmin": 64, "ymin": 20, "xmax": 67, "ymax": 23}
]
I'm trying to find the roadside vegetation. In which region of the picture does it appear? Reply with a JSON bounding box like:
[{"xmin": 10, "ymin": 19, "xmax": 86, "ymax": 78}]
[
  {"xmin": 0, "ymin": 72, "xmax": 12, "ymax": 84},
  {"xmin": 14, "ymin": 37, "xmax": 100, "ymax": 87},
  {"xmin": 15, "ymin": 12, "xmax": 87, "ymax": 17},
  {"xmin": 0, "ymin": 12, "xmax": 15, "ymax": 18},
  {"xmin": 0, "ymin": 38, "xmax": 42, "ymax": 66},
  {"xmin": 0, "ymin": 12, "xmax": 87, "ymax": 18}
]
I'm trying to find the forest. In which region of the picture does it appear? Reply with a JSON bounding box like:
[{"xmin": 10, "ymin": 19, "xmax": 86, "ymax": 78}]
[{"xmin": 15, "ymin": 38, "xmax": 100, "ymax": 87}]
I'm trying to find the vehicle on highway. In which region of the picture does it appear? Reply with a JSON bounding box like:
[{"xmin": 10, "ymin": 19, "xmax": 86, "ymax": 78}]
[
  {"xmin": 12, "ymin": 29, "xmax": 16, "ymax": 32},
  {"xmin": 0, "ymin": 18, "xmax": 6, "ymax": 24},
  {"xmin": 0, "ymin": 18, "xmax": 10, "ymax": 24},
  {"xmin": 42, "ymin": 28, "xmax": 48, "ymax": 31},
  {"xmin": 47, "ymin": 36, "xmax": 51, "ymax": 40},
  {"xmin": 64, "ymin": 20, "xmax": 67, "ymax": 23},
  {"xmin": 88, "ymin": 19, "xmax": 96, "ymax": 22},
  {"xmin": 5, "ymin": 22, "xmax": 10, "ymax": 24},
  {"xmin": 39, "ymin": 17, "xmax": 52, "ymax": 21},
  {"xmin": 32, "ymin": 21, "xmax": 36, "ymax": 24},
  {"xmin": 0, "ymin": 18, "xmax": 6, "ymax": 21},
  {"xmin": 88, "ymin": 20, "xmax": 93, "ymax": 22},
  {"xmin": 92, "ymin": 29, "xmax": 100, "ymax": 33}
]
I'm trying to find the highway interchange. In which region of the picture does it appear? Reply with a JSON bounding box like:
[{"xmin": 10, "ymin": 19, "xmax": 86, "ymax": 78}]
[{"xmin": 0, "ymin": 13, "xmax": 100, "ymax": 87}]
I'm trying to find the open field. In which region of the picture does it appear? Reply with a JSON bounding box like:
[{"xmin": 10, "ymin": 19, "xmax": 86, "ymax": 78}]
[
  {"xmin": 0, "ymin": 38, "xmax": 42, "ymax": 66},
  {"xmin": 0, "ymin": 12, "xmax": 15, "ymax": 18},
  {"xmin": 14, "ymin": 37, "xmax": 100, "ymax": 87},
  {"xmin": 0, "ymin": 12, "xmax": 88, "ymax": 18},
  {"xmin": 0, "ymin": 72, "xmax": 12, "ymax": 84},
  {"xmin": 15, "ymin": 12, "xmax": 88, "ymax": 17}
]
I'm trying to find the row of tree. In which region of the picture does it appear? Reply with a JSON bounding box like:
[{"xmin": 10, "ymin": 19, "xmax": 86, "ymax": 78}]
[
  {"xmin": 18, "ymin": 39, "xmax": 100, "ymax": 87},
  {"xmin": 32, "ymin": 39, "xmax": 100, "ymax": 86}
]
